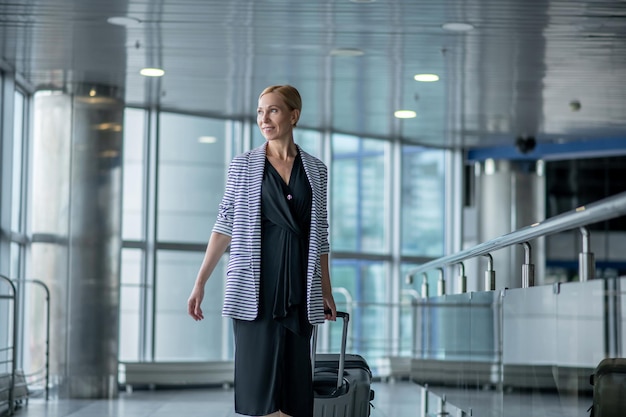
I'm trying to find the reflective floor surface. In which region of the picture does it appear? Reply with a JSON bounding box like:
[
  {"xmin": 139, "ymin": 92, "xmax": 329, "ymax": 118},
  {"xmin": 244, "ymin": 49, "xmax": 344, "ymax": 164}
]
[{"xmin": 11, "ymin": 381, "xmax": 592, "ymax": 417}]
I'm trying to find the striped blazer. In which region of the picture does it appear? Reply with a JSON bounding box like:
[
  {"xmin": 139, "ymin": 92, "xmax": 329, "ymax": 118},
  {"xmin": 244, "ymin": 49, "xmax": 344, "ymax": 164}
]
[{"xmin": 213, "ymin": 142, "xmax": 330, "ymax": 324}]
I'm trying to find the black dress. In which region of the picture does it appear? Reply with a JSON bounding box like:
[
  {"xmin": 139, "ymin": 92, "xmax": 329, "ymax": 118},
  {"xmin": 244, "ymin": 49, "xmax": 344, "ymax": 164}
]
[{"xmin": 232, "ymin": 153, "xmax": 314, "ymax": 417}]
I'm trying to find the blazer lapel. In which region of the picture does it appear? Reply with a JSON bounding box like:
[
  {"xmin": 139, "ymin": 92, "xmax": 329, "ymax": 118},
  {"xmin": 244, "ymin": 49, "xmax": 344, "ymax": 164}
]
[{"xmin": 248, "ymin": 144, "xmax": 266, "ymax": 227}]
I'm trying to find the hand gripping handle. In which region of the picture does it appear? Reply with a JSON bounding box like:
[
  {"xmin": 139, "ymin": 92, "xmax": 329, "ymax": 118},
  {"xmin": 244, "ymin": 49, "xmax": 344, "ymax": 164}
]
[{"xmin": 312, "ymin": 311, "xmax": 350, "ymax": 389}]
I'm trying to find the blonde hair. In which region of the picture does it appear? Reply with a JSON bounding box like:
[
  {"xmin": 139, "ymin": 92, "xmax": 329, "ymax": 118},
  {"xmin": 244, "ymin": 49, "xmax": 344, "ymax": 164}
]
[{"xmin": 259, "ymin": 85, "xmax": 302, "ymax": 126}]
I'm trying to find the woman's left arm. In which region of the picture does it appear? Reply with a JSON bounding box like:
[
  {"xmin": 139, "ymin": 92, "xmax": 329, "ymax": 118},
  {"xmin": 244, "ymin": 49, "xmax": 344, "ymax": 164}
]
[{"xmin": 321, "ymin": 253, "xmax": 337, "ymax": 321}]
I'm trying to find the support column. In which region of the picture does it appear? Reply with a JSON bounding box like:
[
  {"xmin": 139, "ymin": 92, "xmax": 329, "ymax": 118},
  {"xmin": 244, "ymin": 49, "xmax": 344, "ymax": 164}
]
[
  {"xmin": 476, "ymin": 159, "xmax": 546, "ymax": 289},
  {"xmin": 31, "ymin": 85, "xmax": 123, "ymax": 398}
]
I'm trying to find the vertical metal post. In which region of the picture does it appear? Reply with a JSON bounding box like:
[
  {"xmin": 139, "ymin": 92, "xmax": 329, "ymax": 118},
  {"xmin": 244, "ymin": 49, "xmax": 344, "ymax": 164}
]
[
  {"xmin": 32, "ymin": 280, "xmax": 51, "ymax": 401},
  {"xmin": 311, "ymin": 324, "xmax": 318, "ymax": 370},
  {"xmin": 457, "ymin": 262, "xmax": 467, "ymax": 293},
  {"xmin": 439, "ymin": 393, "xmax": 447, "ymax": 416},
  {"xmin": 437, "ymin": 268, "xmax": 446, "ymax": 296},
  {"xmin": 421, "ymin": 273, "xmax": 429, "ymax": 298},
  {"xmin": 412, "ymin": 296, "xmax": 419, "ymax": 357},
  {"xmin": 484, "ymin": 253, "xmax": 496, "ymax": 291},
  {"xmin": 578, "ymin": 226, "xmax": 595, "ymax": 281},
  {"xmin": 521, "ymin": 242, "xmax": 535, "ymax": 288},
  {"xmin": 420, "ymin": 384, "xmax": 429, "ymax": 417},
  {"xmin": 337, "ymin": 312, "xmax": 349, "ymax": 389}
]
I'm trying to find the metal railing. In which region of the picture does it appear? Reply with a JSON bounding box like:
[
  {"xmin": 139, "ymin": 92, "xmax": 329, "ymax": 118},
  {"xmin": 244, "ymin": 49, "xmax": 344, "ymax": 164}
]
[
  {"xmin": 13, "ymin": 280, "xmax": 50, "ymax": 402},
  {"xmin": 0, "ymin": 275, "xmax": 17, "ymax": 416},
  {"xmin": 0, "ymin": 276, "xmax": 50, "ymax": 416},
  {"xmin": 406, "ymin": 191, "xmax": 626, "ymax": 286}
]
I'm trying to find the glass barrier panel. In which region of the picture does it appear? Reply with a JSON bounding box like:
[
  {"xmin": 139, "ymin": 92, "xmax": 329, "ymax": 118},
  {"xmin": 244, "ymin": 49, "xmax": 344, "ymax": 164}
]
[
  {"xmin": 501, "ymin": 285, "xmax": 558, "ymax": 416},
  {"xmin": 553, "ymin": 279, "xmax": 606, "ymax": 415}
]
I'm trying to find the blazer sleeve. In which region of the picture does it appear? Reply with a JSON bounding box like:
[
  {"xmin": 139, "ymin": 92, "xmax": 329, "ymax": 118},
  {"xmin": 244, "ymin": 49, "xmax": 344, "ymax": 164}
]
[
  {"xmin": 319, "ymin": 161, "xmax": 330, "ymax": 255},
  {"xmin": 212, "ymin": 158, "xmax": 238, "ymax": 236}
]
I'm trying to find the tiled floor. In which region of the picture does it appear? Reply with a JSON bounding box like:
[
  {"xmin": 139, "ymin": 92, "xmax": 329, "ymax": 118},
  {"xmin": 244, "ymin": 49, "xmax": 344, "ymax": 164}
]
[
  {"xmin": 10, "ymin": 381, "xmax": 593, "ymax": 417},
  {"xmin": 11, "ymin": 382, "xmax": 419, "ymax": 417}
]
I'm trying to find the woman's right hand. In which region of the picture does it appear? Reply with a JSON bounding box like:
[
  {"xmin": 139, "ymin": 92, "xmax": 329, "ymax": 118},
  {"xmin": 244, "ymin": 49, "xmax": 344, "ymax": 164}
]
[{"xmin": 187, "ymin": 285, "xmax": 205, "ymax": 321}]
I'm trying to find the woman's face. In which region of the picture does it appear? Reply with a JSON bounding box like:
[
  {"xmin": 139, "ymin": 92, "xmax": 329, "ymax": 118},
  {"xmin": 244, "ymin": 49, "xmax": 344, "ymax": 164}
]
[{"xmin": 257, "ymin": 92, "xmax": 299, "ymax": 142}]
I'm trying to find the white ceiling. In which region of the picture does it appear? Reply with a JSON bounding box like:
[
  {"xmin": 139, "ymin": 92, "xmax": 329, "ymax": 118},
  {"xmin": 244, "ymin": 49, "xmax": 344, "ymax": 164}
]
[{"xmin": 1, "ymin": 0, "xmax": 625, "ymax": 149}]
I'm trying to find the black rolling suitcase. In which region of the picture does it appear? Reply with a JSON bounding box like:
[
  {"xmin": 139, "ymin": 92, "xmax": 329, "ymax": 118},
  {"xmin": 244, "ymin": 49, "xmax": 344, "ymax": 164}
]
[
  {"xmin": 312, "ymin": 311, "xmax": 374, "ymax": 417},
  {"xmin": 589, "ymin": 358, "xmax": 626, "ymax": 417}
]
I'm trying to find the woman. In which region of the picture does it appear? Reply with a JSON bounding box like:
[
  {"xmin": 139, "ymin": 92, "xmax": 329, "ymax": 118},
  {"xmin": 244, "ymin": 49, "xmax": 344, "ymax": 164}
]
[{"xmin": 187, "ymin": 84, "xmax": 337, "ymax": 417}]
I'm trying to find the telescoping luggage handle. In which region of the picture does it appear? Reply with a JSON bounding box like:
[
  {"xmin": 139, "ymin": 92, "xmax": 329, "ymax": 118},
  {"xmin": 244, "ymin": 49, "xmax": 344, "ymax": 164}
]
[{"xmin": 311, "ymin": 311, "xmax": 349, "ymax": 390}]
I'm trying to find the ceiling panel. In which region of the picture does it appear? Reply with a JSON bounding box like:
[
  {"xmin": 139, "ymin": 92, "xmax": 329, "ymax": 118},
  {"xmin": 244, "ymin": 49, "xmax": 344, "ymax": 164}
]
[{"xmin": 1, "ymin": 0, "xmax": 625, "ymax": 150}]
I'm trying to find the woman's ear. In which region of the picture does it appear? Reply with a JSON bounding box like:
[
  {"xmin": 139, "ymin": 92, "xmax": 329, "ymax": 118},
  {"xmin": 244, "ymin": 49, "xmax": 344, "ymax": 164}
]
[{"xmin": 291, "ymin": 109, "xmax": 301, "ymax": 126}]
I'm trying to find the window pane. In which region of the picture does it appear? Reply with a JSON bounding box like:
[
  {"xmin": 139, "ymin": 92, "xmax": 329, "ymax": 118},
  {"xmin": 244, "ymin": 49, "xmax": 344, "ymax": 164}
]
[
  {"xmin": 252, "ymin": 128, "xmax": 322, "ymax": 160},
  {"xmin": 331, "ymin": 259, "xmax": 387, "ymax": 366},
  {"xmin": 10, "ymin": 242, "xmax": 21, "ymax": 279},
  {"xmin": 119, "ymin": 285, "xmax": 141, "ymax": 362},
  {"xmin": 158, "ymin": 114, "xmax": 228, "ymax": 242},
  {"xmin": 121, "ymin": 248, "xmax": 142, "ymax": 286},
  {"xmin": 119, "ymin": 248, "xmax": 144, "ymax": 361},
  {"xmin": 294, "ymin": 129, "xmax": 323, "ymax": 160},
  {"xmin": 252, "ymin": 128, "xmax": 264, "ymax": 148},
  {"xmin": 332, "ymin": 133, "xmax": 359, "ymax": 153},
  {"xmin": 154, "ymin": 250, "xmax": 229, "ymax": 361},
  {"xmin": 331, "ymin": 157, "xmax": 358, "ymax": 251},
  {"xmin": 11, "ymin": 91, "xmax": 24, "ymax": 231},
  {"xmin": 361, "ymin": 152, "xmax": 386, "ymax": 251},
  {"xmin": 122, "ymin": 108, "xmax": 146, "ymax": 240},
  {"xmin": 401, "ymin": 146, "xmax": 445, "ymax": 257},
  {"xmin": 331, "ymin": 135, "xmax": 387, "ymax": 253}
]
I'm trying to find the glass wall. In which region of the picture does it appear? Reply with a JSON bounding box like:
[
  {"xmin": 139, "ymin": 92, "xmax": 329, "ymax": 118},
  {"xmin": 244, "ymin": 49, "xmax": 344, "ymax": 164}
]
[
  {"xmin": 0, "ymin": 78, "xmax": 449, "ymax": 394},
  {"xmin": 154, "ymin": 250, "xmax": 228, "ymax": 361},
  {"xmin": 1, "ymin": 79, "xmax": 41, "ymax": 392},
  {"xmin": 157, "ymin": 113, "xmax": 227, "ymax": 242},
  {"xmin": 117, "ymin": 117, "xmax": 448, "ymax": 367},
  {"xmin": 155, "ymin": 114, "xmax": 230, "ymax": 360},
  {"xmin": 119, "ymin": 248, "xmax": 143, "ymax": 361},
  {"xmin": 1, "ymin": 80, "xmax": 447, "ymax": 376},
  {"xmin": 122, "ymin": 108, "xmax": 146, "ymax": 241},
  {"xmin": 331, "ymin": 134, "xmax": 388, "ymax": 253},
  {"xmin": 0, "ymin": 87, "xmax": 29, "ymax": 276},
  {"xmin": 326, "ymin": 134, "xmax": 450, "ymax": 366},
  {"xmin": 331, "ymin": 259, "xmax": 388, "ymax": 355},
  {"xmin": 252, "ymin": 125, "xmax": 323, "ymax": 159},
  {"xmin": 0, "ymin": 71, "xmax": 11, "ymax": 400},
  {"xmin": 401, "ymin": 145, "xmax": 445, "ymax": 258},
  {"xmin": 120, "ymin": 110, "xmax": 232, "ymax": 362},
  {"xmin": 119, "ymin": 108, "xmax": 147, "ymax": 361}
]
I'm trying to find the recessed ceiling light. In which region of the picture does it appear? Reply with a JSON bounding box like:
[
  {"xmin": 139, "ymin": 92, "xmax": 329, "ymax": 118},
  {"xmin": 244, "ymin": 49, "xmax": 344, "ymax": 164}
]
[
  {"xmin": 75, "ymin": 96, "xmax": 119, "ymax": 105},
  {"xmin": 394, "ymin": 110, "xmax": 417, "ymax": 119},
  {"xmin": 94, "ymin": 122, "xmax": 123, "ymax": 132},
  {"xmin": 349, "ymin": 0, "xmax": 376, "ymax": 3},
  {"xmin": 140, "ymin": 68, "xmax": 165, "ymax": 77},
  {"xmin": 330, "ymin": 48, "xmax": 365, "ymax": 57},
  {"xmin": 198, "ymin": 136, "xmax": 218, "ymax": 144},
  {"xmin": 107, "ymin": 16, "xmax": 141, "ymax": 27},
  {"xmin": 441, "ymin": 22, "xmax": 474, "ymax": 32},
  {"xmin": 99, "ymin": 150, "xmax": 120, "ymax": 158},
  {"xmin": 414, "ymin": 74, "xmax": 440, "ymax": 82}
]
